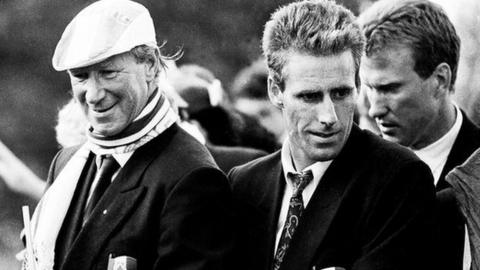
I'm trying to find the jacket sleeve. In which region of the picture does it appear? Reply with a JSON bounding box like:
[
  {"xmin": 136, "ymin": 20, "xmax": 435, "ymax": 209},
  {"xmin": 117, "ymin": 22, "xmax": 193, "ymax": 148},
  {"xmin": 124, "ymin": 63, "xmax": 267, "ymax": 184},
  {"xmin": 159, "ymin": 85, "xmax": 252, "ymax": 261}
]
[
  {"xmin": 46, "ymin": 149, "xmax": 63, "ymax": 187},
  {"xmin": 153, "ymin": 167, "xmax": 235, "ymax": 270},
  {"xmin": 352, "ymin": 160, "xmax": 436, "ymax": 270}
]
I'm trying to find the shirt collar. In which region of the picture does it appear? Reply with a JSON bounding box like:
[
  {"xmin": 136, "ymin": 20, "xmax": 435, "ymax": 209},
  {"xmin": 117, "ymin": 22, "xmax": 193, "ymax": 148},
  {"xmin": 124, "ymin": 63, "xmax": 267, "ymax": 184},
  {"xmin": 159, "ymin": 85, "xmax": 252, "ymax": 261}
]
[
  {"xmin": 413, "ymin": 104, "xmax": 463, "ymax": 183},
  {"xmin": 281, "ymin": 137, "xmax": 332, "ymax": 186},
  {"xmin": 95, "ymin": 151, "xmax": 134, "ymax": 168}
]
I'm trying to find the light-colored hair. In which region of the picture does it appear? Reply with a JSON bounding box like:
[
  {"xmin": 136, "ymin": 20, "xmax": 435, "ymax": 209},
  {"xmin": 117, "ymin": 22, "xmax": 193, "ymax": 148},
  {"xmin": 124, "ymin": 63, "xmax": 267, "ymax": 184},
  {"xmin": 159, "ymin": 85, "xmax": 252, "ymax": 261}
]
[
  {"xmin": 130, "ymin": 43, "xmax": 183, "ymax": 79},
  {"xmin": 262, "ymin": 0, "xmax": 365, "ymax": 89},
  {"xmin": 358, "ymin": 0, "xmax": 460, "ymax": 89}
]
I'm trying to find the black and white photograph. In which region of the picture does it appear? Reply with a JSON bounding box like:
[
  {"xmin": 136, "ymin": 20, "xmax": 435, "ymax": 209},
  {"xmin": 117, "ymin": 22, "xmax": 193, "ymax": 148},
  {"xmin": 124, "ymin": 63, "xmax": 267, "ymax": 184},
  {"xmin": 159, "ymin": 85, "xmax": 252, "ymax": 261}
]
[{"xmin": 0, "ymin": 0, "xmax": 479, "ymax": 269}]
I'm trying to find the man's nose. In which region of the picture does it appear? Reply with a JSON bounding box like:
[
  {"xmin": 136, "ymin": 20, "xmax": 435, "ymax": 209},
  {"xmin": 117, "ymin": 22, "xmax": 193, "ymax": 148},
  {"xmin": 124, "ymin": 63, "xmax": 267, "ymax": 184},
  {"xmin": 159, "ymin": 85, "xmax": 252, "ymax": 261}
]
[
  {"xmin": 317, "ymin": 97, "xmax": 338, "ymax": 128},
  {"xmin": 84, "ymin": 77, "xmax": 105, "ymax": 105},
  {"xmin": 367, "ymin": 90, "xmax": 388, "ymax": 119}
]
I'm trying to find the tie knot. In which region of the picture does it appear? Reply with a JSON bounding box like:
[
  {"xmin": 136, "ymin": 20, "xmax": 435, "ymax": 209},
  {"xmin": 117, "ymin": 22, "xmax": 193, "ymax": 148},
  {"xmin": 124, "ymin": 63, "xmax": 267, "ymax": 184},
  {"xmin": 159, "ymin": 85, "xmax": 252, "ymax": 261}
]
[
  {"xmin": 99, "ymin": 155, "xmax": 119, "ymax": 175},
  {"xmin": 287, "ymin": 170, "xmax": 313, "ymax": 197}
]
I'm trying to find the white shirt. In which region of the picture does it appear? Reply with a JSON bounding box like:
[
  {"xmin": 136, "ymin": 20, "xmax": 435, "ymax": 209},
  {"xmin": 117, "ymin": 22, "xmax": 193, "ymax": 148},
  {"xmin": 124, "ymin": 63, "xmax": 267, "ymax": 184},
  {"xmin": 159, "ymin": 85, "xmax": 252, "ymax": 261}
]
[
  {"xmin": 274, "ymin": 138, "xmax": 332, "ymax": 253},
  {"xmin": 413, "ymin": 104, "xmax": 462, "ymax": 185},
  {"xmin": 412, "ymin": 105, "xmax": 470, "ymax": 270}
]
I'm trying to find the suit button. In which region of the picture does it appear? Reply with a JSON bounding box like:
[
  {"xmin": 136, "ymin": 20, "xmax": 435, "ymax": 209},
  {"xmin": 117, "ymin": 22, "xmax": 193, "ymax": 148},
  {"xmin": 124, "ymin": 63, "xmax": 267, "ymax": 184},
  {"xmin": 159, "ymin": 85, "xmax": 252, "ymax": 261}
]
[{"xmin": 103, "ymin": 209, "xmax": 108, "ymax": 215}]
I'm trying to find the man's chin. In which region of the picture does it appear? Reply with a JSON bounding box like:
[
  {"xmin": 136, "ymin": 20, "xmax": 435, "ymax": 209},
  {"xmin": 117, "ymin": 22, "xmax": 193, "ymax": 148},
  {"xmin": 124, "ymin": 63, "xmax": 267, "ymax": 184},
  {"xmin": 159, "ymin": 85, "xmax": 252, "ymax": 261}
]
[
  {"xmin": 308, "ymin": 148, "xmax": 339, "ymax": 162},
  {"xmin": 90, "ymin": 124, "xmax": 123, "ymax": 138},
  {"xmin": 381, "ymin": 133, "xmax": 401, "ymax": 143}
]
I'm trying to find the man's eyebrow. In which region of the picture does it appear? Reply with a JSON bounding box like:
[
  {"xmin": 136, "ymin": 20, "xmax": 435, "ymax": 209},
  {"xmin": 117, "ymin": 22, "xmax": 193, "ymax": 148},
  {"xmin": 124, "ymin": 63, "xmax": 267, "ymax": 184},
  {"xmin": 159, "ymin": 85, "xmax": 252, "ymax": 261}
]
[
  {"xmin": 69, "ymin": 67, "xmax": 88, "ymax": 74},
  {"xmin": 374, "ymin": 82, "xmax": 402, "ymax": 92},
  {"xmin": 364, "ymin": 80, "xmax": 401, "ymax": 91},
  {"xmin": 330, "ymin": 85, "xmax": 355, "ymax": 92},
  {"xmin": 97, "ymin": 60, "xmax": 114, "ymax": 69},
  {"xmin": 69, "ymin": 61, "xmax": 115, "ymax": 74}
]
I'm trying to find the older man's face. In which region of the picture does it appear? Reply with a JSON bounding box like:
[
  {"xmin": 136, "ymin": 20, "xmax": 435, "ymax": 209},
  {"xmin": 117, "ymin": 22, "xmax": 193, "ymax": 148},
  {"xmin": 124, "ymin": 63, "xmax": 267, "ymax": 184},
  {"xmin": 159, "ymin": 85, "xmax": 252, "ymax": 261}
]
[
  {"xmin": 270, "ymin": 50, "xmax": 357, "ymax": 169},
  {"xmin": 69, "ymin": 53, "xmax": 153, "ymax": 137}
]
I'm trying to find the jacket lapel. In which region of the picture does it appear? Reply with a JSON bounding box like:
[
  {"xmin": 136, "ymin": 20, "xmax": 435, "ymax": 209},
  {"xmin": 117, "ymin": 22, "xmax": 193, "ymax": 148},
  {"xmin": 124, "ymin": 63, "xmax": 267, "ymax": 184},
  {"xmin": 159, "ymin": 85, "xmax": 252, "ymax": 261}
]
[
  {"xmin": 279, "ymin": 126, "xmax": 364, "ymax": 270},
  {"xmin": 243, "ymin": 152, "xmax": 286, "ymax": 270},
  {"xmin": 60, "ymin": 126, "xmax": 177, "ymax": 270},
  {"xmin": 437, "ymin": 111, "xmax": 480, "ymax": 191},
  {"xmin": 62, "ymin": 186, "xmax": 146, "ymax": 270},
  {"xmin": 262, "ymin": 156, "xmax": 286, "ymax": 269}
]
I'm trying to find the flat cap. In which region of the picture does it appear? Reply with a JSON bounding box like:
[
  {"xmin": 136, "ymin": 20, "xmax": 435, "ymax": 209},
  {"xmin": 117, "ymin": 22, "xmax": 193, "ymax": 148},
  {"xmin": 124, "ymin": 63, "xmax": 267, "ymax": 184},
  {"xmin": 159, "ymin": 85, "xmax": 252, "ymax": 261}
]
[{"xmin": 52, "ymin": 0, "xmax": 157, "ymax": 71}]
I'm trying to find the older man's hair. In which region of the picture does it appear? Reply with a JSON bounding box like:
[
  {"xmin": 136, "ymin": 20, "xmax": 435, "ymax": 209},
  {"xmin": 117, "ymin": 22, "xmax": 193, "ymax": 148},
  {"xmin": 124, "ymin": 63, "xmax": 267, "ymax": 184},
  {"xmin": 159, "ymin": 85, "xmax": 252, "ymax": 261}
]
[
  {"xmin": 130, "ymin": 44, "xmax": 182, "ymax": 79},
  {"xmin": 359, "ymin": 0, "xmax": 460, "ymax": 90},
  {"xmin": 262, "ymin": 0, "xmax": 365, "ymax": 89}
]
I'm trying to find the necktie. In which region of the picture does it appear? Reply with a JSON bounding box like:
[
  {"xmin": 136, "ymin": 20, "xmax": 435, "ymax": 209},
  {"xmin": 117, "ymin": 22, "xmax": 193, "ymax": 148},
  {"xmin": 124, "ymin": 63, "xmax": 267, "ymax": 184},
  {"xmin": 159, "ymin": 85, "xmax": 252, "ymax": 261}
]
[
  {"xmin": 83, "ymin": 155, "xmax": 119, "ymax": 222},
  {"xmin": 273, "ymin": 170, "xmax": 313, "ymax": 270}
]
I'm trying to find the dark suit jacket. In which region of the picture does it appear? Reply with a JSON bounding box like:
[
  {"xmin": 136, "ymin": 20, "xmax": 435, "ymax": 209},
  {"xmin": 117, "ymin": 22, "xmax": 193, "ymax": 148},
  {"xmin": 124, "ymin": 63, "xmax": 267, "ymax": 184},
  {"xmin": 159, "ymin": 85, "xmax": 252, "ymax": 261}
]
[
  {"xmin": 47, "ymin": 124, "xmax": 234, "ymax": 270},
  {"xmin": 229, "ymin": 125, "xmax": 436, "ymax": 270},
  {"xmin": 207, "ymin": 144, "xmax": 267, "ymax": 173},
  {"xmin": 434, "ymin": 112, "xmax": 480, "ymax": 270}
]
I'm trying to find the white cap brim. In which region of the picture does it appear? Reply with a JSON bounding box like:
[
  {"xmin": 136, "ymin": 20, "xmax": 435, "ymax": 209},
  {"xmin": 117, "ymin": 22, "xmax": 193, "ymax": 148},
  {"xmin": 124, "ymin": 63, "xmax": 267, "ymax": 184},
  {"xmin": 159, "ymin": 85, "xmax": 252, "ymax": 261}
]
[{"xmin": 52, "ymin": 0, "xmax": 157, "ymax": 71}]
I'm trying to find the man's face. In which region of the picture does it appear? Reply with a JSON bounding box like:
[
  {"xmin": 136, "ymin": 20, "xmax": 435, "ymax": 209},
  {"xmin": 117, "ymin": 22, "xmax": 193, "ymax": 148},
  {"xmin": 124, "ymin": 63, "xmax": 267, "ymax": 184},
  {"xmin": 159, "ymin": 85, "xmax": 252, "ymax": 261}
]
[
  {"xmin": 270, "ymin": 51, "xmax": 357, "ymax": 169},
  {"xmin": 360, "ymin": 46, "xmax": 441, "ymax": 149},
  {"xmin": 69, "ymin": 53, "xmax": 154, "ymax": 137}
]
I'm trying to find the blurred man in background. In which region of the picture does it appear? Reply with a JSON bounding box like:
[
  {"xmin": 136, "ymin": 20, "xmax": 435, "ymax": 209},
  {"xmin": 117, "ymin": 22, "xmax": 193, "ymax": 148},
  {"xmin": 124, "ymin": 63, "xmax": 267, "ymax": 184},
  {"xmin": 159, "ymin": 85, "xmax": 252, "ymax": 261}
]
[
  {"xmin": 229, "ymin": 1, "xmax": 435, "ymax": 269},
  {"xmin": 359, "ymin": 1, "xmax": 480, "ymax": 269},
  {"xmin": 167, "ymin": 63, "xmax": 268, "ymax": 172},
  {"xmin": 25, "ymin": 1, "xmax": 234, "ymax": 269},
  {"xmin": 231, "ymin": 58, "xmax": 286, "ymax": 143}
]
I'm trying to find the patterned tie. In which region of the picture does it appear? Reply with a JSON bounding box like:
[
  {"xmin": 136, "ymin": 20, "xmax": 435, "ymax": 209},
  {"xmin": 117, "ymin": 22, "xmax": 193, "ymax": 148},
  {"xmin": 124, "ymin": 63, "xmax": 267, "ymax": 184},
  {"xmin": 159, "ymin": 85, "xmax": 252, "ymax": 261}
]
[
  {"xmin": 273, "ymin": 170, "xmax": 313, "ymax": 270},
  {"xmin": 83, "ymin": 155, "xmax": 119, "ymax": 223}
]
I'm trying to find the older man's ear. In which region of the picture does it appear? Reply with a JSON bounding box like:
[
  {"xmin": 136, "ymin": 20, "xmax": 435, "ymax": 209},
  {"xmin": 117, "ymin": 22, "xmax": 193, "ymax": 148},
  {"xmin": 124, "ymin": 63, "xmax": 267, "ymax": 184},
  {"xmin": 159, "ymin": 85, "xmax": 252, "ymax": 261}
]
[{"xmin": 144, "ymin": 57, "xmax": 159, "ymax": 83}]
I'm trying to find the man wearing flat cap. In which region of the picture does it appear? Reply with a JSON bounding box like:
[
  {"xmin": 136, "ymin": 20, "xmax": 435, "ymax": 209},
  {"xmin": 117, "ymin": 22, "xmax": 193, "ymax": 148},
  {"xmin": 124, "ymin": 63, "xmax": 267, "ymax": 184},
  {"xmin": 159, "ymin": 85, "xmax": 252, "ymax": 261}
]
[{"xmin": 24, "ymin": 0, "xmax": 234, "ymax": 269}]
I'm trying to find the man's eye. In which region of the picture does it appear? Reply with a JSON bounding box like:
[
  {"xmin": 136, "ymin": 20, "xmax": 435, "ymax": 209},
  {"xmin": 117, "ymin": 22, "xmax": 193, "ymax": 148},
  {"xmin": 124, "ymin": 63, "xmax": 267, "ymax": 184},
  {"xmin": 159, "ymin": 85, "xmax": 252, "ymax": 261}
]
[
  {"xmin": 298, "ymin": 92, "xmax": 322, "ymax": 102},
  {"xmin": 100, "ymin": 70, "xmax": 118, "ymax": 79},
  {"xmin": 71, "ymin": 73, "xmax": 88, "ymax": 81},
  {"xmin": 374, "ymin": 83, "xmax": 401, "ymax": 94},
  {"xmin": 331, "ymin": 88, "xmax": 352, "ymax": 100}
]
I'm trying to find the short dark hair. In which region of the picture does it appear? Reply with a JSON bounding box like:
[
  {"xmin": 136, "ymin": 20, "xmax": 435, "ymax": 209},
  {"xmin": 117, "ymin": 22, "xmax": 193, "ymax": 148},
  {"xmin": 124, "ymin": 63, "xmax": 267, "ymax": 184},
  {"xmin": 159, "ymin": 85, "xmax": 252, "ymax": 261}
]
[
  {"xmin": 262, "ymin": 0, "xmax": 365, "ymax": 89},
  {"xmin": 358, "ymin": 0, "xmax": 460, "ymax": 89}
]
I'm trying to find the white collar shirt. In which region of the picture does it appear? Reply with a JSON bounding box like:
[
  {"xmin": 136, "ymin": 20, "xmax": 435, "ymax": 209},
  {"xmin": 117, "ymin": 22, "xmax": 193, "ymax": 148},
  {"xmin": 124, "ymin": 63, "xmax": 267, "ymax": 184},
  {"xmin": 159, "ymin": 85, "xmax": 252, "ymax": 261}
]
[
  {"xmin": 413, "ymin": 104, "xmax": 462, "ymax": 185},
  {"xmin": 274, "ymin": 138, "xmax": 332, "ymax": 253},
  {"xmin": 412, "ymin": 104, "xmax": 469, "ymax": 269}
]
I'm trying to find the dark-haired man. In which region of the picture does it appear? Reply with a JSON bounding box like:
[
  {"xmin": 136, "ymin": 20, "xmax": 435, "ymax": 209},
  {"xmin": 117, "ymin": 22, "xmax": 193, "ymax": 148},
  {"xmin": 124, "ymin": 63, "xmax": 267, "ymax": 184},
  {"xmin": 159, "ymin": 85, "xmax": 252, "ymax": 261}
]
[
  {"xmin": 229, "ymin": 0, "xmax": 436, "ymax": 269},
  {"xmin": 359, "ymin": 1, "xmax": 480, "ymax": 269}
]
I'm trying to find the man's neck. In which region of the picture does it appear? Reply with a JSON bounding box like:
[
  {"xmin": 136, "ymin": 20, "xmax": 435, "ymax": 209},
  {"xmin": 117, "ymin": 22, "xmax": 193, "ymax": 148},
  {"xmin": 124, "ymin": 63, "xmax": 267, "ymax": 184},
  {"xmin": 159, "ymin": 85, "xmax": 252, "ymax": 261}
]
[{"xmin": 411, "ymin": 102, "xmax": 457, "ymax": 150}]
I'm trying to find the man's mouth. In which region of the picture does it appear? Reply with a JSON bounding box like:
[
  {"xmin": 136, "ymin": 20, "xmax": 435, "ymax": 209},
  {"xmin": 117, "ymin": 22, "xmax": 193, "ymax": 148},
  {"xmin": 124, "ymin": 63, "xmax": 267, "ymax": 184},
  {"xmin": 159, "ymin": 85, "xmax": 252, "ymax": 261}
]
[
  {"xmin": 377, "ymin": 121, "xmax": 398, "ymax": 134},
  {"xmin": 309, "ymin": 130, "xmax": 340, "ymax": 138},
  {"xmin": 92, "ymin": 104, "xmax": 115, "ymax": 114}
]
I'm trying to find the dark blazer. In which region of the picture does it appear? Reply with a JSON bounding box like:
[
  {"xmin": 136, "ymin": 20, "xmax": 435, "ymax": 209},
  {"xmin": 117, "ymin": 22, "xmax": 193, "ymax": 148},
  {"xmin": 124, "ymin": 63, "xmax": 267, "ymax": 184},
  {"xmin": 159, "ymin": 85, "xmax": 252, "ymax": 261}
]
[
  {"xmin": 207, "ymin": 144, "xmax": 267, "ymax": 173},
  {"xmin": 434, "ymin": 112, "xmax": 480, "ymax": 270},
  {"xmin": 47, "ymin": 124, "xmax": 234, "ymax": 270},
  {"xmin": 229, "ymin": 125, "xmax": 436, "ymax": 270}
]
